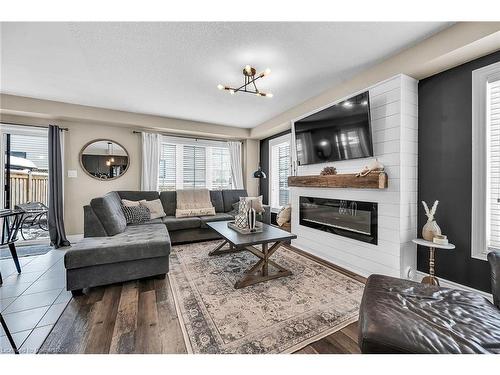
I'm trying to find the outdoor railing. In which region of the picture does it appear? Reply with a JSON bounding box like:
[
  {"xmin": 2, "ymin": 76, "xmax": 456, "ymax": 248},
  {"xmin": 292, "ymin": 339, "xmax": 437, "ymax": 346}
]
[{"xmin": 9, "ymin": 170, "xmax": 49, "ymax": 209}]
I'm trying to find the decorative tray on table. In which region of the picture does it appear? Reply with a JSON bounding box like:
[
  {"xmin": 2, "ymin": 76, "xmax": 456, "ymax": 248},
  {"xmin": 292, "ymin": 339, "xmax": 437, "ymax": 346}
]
[{"xmin": 227, "ymin": 221, "xmax": 263, "ymax": 234}]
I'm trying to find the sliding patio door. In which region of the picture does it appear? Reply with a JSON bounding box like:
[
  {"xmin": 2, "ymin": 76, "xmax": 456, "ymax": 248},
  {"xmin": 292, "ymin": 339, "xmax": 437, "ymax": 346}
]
[{"xmin": 0, "ymin": 124, "xmax": 50, "ymax": 244}]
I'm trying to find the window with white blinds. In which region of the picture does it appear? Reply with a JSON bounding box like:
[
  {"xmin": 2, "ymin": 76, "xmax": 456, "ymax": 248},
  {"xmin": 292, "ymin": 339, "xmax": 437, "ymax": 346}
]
[
  {"xmin": 269, "ymin": 133, "xmax": 291, "ymax": 210},
  {"xmin": 158, "ymin": 136, "xmax": 233, "ymax": 191},
  {"xmin": 158, "ymin": 143, "xmax": 176, "ymax": 191},
  {"xmin": 183, "ymin": 145, "xmax": 206, "ymax": 189},
  {"xmin": 472, "ymin": 61, "xmax": 500, "ymax": 260},
  {"xmin": 278, "ymin": 143, "xmax": 290, "ymax": 207},
  {"xmin": 488, "ymin": 79, "xmax": 500, "ymax": 251}
]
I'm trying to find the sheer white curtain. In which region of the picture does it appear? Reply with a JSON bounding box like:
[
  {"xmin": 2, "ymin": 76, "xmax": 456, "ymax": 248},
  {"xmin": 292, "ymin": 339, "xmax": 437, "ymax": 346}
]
[
  {"xmin": 141, "ymin": 132, "xmax": 161, "ymax": 191},
  {"xmin": 227, "ymin": 141, "xmax": 244, "ymax": 189}
]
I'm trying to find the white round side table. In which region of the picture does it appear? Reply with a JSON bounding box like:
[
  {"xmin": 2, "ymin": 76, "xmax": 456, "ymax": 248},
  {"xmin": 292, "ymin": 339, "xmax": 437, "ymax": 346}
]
[{"xmin": 412, "ymin": 238, "xmax": 455, "ymax": 286}]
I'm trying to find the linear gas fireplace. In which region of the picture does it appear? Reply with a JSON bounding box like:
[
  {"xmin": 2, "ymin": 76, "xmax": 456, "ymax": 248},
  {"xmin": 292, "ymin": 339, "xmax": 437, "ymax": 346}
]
[{"xmin": 299, "ymin": 196, "xmax": 378, "ymax": 244}]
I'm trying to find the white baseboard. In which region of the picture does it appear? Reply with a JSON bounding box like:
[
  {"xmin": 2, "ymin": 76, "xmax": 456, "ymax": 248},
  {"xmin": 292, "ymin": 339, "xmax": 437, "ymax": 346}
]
[{"xmin": 414, "ymin": 271, "xmax": 493, "ymax": 302}]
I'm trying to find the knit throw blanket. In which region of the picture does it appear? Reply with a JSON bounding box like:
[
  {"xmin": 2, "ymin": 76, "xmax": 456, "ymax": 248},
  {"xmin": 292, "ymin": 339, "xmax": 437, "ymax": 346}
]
[{"xmin": 176, "ymin": 189, "xmax": 215, "ymax": 218}]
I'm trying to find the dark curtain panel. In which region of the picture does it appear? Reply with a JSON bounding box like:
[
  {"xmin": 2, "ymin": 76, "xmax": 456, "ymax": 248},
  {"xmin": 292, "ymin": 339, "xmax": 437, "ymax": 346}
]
[{"xmin": 48, "ymin": 125, "xmax": 70, "ymax": 248}]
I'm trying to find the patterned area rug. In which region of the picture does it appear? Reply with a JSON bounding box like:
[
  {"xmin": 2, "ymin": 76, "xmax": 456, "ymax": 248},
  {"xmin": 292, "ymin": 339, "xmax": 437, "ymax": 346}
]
[{"xmin": 169, "ymin": 240, "xmax": 364, "ymax": 354}]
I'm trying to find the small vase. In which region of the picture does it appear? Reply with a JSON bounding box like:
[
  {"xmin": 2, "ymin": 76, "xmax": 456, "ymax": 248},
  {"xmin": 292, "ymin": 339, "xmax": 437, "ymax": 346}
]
[{"xmin": 422, "ymin": 220, "xmax": 441, "ymax": 241}]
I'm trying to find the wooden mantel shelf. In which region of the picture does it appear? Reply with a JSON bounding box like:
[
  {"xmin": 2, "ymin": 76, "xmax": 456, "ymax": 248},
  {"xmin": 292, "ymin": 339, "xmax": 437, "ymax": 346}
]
[{"xmin": 288, "ymin": 172, "xmax": 388, "ymax": 189}]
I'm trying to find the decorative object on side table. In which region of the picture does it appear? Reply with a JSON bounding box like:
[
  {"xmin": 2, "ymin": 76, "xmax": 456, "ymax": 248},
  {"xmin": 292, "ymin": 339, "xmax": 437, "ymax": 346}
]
[
  {"xmin": 412, "ymin": 238, "xmax": 455, "ymax": 286},
  {"xmin": 421, "ymin": 200, "xmax": 441, "ymax": 241},
  {"xmin": 320, "ymin": 166, "xmax": 337, "ymax": 175},
  {"xmin": 356, "ymin": 159, "xmax": 384, "ymax": 177}
]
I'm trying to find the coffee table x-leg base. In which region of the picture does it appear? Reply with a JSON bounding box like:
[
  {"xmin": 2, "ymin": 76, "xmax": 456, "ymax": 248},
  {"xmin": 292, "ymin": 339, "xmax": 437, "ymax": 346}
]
[
  {"xmin": 208, "ymin": 240, "xmax": 246, "ymax": 256},
  {"xmin": 209, "ymin": 240, "xmax": 292, "ymax": 289}
]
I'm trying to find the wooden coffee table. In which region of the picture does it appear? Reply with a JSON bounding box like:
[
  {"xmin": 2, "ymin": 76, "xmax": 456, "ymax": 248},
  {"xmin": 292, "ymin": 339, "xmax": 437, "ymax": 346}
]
[{"xmin": 207, "ymin": 221, "xmax": 297, "ymax": 289}]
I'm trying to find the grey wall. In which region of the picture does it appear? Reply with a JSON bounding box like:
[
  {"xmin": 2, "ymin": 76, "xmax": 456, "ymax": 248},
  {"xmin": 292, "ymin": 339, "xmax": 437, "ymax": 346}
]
[{"xmin": 418, "ymin": 50, "xmax": 500, "ymax": 293}]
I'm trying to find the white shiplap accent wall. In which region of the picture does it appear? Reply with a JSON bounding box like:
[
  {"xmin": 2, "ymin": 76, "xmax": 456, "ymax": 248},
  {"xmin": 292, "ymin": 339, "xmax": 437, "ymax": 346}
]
[{"xmin": 290, "ymin": 74, "xmax": 419, "ymax": 279}]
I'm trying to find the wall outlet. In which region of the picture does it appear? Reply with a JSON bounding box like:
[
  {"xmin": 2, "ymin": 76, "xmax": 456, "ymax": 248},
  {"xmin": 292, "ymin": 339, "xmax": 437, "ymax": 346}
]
[{"xmin": 67, "ymin": 170, "xmax": 77, "ymax": 178}]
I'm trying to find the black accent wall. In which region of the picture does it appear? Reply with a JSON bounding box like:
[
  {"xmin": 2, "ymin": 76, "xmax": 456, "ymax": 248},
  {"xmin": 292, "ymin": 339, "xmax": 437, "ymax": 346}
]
[
  {"xmin": 418, "ymin": 50, "xmax": 500, "ymax": 293},
  {"xmin": 258, "ymin": 129, "xmax": 291, "ymax": 205}
]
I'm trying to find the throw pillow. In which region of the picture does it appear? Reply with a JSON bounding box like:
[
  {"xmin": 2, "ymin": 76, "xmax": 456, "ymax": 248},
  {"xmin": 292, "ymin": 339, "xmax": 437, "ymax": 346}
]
[
  {"xmin": 239, "ymin": 196, "xmax": 264, "ymax": 213},
  {"xmin": 276, "ymin": 205, "xmax": 291, "ymax": 227},
  {"xmin": 139, "ymin": 199, "xmax": 166, "ymax": 219},
  {"xmin": 176, "ymin": 207, "xmax": 216, "ymax": 218},
  {"xmin": 121, "ymin": 199, "xmax": 144, "ymax": 207},
  {"xmin": 122, "ymin": 205, "xmax": 151, "ymax": 225}
]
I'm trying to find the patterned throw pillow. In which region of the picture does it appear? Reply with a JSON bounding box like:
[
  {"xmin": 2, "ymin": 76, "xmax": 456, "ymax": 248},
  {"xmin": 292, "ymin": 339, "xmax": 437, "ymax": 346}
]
[{"xmin": 122, "ymin": 205, "xmax": 151, "ymax": 224}]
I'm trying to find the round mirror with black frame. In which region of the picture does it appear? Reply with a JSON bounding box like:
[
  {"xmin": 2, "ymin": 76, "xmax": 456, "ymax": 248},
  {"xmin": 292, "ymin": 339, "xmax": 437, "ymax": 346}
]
[{"xmin": 80, "ymin": 139, "xmax": 129, "ymax": 180}]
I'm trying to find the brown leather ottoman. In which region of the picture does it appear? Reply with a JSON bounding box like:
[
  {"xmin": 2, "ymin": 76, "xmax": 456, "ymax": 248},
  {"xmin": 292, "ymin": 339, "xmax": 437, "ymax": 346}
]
[{"xmin": 358, "ymin": 274, "xmax": 500, "ymax": 353}]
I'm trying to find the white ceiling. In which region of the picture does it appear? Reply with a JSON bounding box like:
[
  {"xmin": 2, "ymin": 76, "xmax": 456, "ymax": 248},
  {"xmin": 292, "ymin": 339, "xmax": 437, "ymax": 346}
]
[{"xmin": 1, "ymin": 22, "xmax": 452, "ymax": 128}]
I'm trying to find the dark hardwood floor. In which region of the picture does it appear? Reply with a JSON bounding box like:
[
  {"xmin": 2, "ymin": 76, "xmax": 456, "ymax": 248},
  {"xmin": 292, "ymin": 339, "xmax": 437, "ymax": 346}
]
[{"xmin": 40, "ymin": 274, "xmax": 361, "ymax": 354}]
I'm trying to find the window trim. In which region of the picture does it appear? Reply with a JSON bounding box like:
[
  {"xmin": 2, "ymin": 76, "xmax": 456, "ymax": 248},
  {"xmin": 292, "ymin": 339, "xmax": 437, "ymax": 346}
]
[
  {"xmin": 268, "ymin": 133, "xmax": 291, "ymax": 212},
  {"xmin": 471, "ymin": 61, "xmax": 500, "ymax": 261}
]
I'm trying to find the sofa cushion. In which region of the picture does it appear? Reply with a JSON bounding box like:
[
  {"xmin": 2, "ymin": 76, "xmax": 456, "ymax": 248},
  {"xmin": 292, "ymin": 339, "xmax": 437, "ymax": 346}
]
[
  {"xmin": 117, "ymin": 191, "xmax": 160, "ymax": 202},
  {"xmin": 129, "ymin": 218, "xmax": 163, "ymax": 226},
  {"xmin": 199, "ymin": 212, "xmax": 235, "ymax": 228},
  {"xmin": 90, "ymin": 191, "xmax": 127, "ymax": 236},
  {"xmin": 159, "ymin": 191, "xmax": 177, "ymax": 216},
  {"xmin": 64, "ymin": 224, "xmax": 170, "ymax": 269},
  {"xmin": 162, "ymin": 216, "xmax": 201, "ymax": 231},
  {"xmin": 222, "ymin": 189, "xmax": 248, "ymax": 212},
  {"xmin": 210, "ymin": 190, "xmax": 224, "ymax": 213}
]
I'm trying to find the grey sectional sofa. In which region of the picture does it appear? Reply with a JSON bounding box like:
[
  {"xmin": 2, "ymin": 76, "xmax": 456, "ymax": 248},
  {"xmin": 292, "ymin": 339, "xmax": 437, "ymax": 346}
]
[{"xmin": 64, "ymin": 189, "xmax": 270, "ymax": 294}]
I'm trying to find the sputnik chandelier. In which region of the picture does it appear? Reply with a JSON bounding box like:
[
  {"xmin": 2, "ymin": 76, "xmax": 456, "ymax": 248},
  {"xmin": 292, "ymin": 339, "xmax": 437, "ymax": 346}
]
[{"xmin": 217, "ymin": 65, "xmax": 273, "ymax": 97}]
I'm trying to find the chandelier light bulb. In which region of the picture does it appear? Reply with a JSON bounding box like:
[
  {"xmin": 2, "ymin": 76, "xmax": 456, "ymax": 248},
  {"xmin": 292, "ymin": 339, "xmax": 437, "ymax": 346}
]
[
  {"xmin": 245, "ymin": 65, "xmax": 252, "ymax": 74},
  {"xmin": 266, "ymin": 93, "xmax": 273, "ymax": 98},
  {"xmin": 264, "ymin": 68, "xmax": 271, "ymax": 76},
  {"xmin": 217, "ymin": 84, "xmax": 224, "ymax": 90}
]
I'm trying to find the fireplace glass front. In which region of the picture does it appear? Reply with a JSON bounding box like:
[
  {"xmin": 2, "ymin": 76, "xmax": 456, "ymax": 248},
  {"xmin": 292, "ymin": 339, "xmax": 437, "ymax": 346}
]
[{"xmin": 299, "ymin": 196, "xmax": 378, "ymax": 244}]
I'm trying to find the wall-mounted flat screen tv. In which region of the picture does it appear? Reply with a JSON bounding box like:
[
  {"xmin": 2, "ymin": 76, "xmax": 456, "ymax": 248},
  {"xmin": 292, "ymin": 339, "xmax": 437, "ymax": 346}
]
[{"xmin": 294, "ymin": 91, "xmax": 373, "ymax": 166}]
